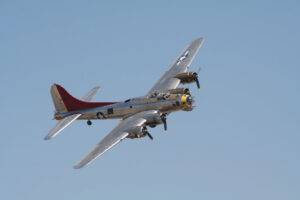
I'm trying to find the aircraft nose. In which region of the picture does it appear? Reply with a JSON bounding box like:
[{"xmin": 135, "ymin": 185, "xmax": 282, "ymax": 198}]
[{"xmin": 186, "ymin": 95, "xmax": 193, "ymax": 105}]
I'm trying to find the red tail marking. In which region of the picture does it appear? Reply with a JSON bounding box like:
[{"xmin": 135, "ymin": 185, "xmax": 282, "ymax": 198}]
[{"xmin": 55, "ymin": 84, "xmax": 116, "ymax": 112}]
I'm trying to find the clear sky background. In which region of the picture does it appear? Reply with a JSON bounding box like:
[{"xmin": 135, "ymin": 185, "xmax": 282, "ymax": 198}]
[{"xmin": 0, "ymin": 0, "xmax": 299, "ymax": 199}]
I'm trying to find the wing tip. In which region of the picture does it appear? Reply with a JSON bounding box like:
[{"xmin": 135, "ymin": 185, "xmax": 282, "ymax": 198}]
[
  {"xmin": 44, "ymin": 135, "xmax": 52, "ymax": 140},
  {"xmin": 73, "ymin": 164, "xmax": 83, "ymax": 169},
  {"xmin": 193, "ymin": 37, "xmax": 204, "ymax": 45},
  {"xmin": 44, "ymin": 132, "xmax": 56, "ymax": 140},
  {"xmin": 44, "ymin": 129, "xmax": 60, "ymax": 140},
  {"xmin": 73, "ymin": 160, "xmax": 88, "ymax": 169}
]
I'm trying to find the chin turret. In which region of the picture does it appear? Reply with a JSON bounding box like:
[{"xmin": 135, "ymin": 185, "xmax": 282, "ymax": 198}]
[{"xmin": 180, "ymin": 94, "xmax": 194, "ymax": 111}]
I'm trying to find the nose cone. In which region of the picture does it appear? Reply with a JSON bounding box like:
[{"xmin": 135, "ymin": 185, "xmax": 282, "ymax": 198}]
[
  {"xmin": 186, "ymin": 96, "xmax": 193, "ymax": 105},
  {"xmin": 181, "ymin": 94, "xmax": 194, "ymax": 111}
]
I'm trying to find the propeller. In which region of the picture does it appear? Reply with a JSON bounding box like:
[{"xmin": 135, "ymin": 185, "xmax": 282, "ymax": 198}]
[
  {"xmin": 142, "ymin": 126, "xmax": 153, "ymax": 140},
  {"xmin": 147, "ymin": 132, "xmax": 153, "ymax": 140},
  {"xmin": 160, "ymin": 113, "xmax": 167, "ymax": 131},
  {"xmin": 193, "ymin": 72, "xmax": 200, "ymax": 89},
  {"xmin": 193, "ymin": 67, "xmax": 201, "ymax": 89}
]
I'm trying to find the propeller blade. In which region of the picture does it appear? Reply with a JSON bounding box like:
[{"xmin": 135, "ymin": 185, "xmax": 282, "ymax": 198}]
[
  {"xmin": 195, "ymin": 77, "xmax": 200, "ymax": 89},
  {"xmin": 163, "ymin": 121, "xmax": 167, "ymax": 131},
  {"xmin": 147, "ymin": 132, "xmax": 153, "ymax": 140},
  {"xmin": 193, "ymin": 73, "xmax": 200, "ymax": 89},
  {"xmin": 142, "ymin": 127, "xmax": 153, "ymax": 140},
  {"xmin": 160, "ymin": 114, "xmax": 167, "ymax": 131}
]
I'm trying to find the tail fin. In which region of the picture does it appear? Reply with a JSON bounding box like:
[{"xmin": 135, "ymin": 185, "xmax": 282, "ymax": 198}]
[
  {"xmin": 50, "ymin": 84, "xmax": 115, "ymax": 113},
  {"xmin": 51, "ymin": 84, "xmax": 68, "ymax": 113}
]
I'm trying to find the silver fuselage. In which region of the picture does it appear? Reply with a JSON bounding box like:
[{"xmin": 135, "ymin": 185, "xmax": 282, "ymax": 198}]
[{"xmin": 60, "ymin": 93, "xmax": 193, "ymax": 120}]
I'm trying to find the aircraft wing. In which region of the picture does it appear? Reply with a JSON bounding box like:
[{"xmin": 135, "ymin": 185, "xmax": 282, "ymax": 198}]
[
  {"xmin": 147, "ymin": 38, "xmax": 204, "ymax": 95},
  {"xmin": 44, "ymin": 86, "xmax": 100, "ymax": 140},
  {"xmin": 73, "ymin": 112, "xmax": 150, "ymax": 169}
]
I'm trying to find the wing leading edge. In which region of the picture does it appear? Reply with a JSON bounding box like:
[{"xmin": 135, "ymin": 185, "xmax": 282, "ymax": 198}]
[
  {"xmin": 147, "ymin": 37, "xmax": 204, "ymax": 95},
  {"xmin": 73, "ymin": 111, "xmax": 159, "ymax": 169}
]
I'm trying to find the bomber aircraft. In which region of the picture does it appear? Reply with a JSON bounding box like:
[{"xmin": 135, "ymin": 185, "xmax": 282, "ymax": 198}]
[{"xmin": 45, "ymin": 38, "xmax": 204, "ymax": 169}]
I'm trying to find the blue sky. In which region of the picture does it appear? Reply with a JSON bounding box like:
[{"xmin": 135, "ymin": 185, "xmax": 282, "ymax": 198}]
[{"xmin": 0, "ymin": 0, "xmax": 299, "ymax": 199}]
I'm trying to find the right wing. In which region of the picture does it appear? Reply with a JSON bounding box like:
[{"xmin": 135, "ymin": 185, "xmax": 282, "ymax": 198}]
[
  {"xmin": 73, "ymin": 111, "xmax": 155, "ymax": 169},
  {"xmin": 147, "ymin": 38, "xmax": 204, "ymax": 95},
  {"xmin": 44, "ymin": 86, "xmax": 100, "ymax": 140}
]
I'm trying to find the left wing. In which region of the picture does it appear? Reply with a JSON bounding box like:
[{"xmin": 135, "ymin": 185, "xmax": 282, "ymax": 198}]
[
  {"xmin": 73, "ymin": 112, "xmax": 149, "ymax": 169},
  {"xmin": 147, "ymin": 38, "xmax": 204, "ymax": 95}
]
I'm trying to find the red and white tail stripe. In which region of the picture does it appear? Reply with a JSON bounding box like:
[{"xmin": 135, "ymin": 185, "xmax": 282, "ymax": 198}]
[{"xmin": 50, "ymin": 84, "xmax": 116, "ymax": 113}]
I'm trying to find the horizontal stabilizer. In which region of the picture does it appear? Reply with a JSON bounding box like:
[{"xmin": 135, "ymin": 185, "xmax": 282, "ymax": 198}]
[{"xmin": 45, "ymin": 114, "xmax": 81, "ymax": 140}]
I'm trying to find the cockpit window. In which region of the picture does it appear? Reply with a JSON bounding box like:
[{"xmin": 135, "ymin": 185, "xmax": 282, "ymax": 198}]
[{"xmin": 124, "ymin": 99, "xmax": 130, "ymax": 103}]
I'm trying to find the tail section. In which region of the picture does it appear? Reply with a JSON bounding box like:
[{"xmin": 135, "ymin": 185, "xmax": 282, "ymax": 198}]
[
  {"xmin": 51, "ymin": 84, "xmax": 68, "ymax": 113},
  {"xmin": 46, "ymin": 85, "xmax": 101, "ymax": 140},
  {"xmin": 50, "ymin": 84, "xmax": 116, "ymax": 113}
]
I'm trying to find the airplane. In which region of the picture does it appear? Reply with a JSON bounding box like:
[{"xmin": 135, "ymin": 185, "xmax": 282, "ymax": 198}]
[{"xmin": 45, "ymin": 37, "xmax": 204, "ymax": 169}]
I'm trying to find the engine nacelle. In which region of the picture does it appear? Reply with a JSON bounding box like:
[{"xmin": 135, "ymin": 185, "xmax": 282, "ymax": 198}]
[
  {"xmin": 167, "ymin": 88, "xmax": 190, "ymax": 95},
  {"xmin": 174, "ymin": 72, "xmax": 200, "ymax": 89},
  {"xmin": 142, "ymin": 112, "xmax": 164, "ymax": 127},
  {"xmin": 174, "ymin": 72, "xmax": 197, "ymax": 83},
  {"xmin": 127, "ymin": 126, "xmax": 148, "ymax": 139},
  {"xmin": 126, "ymin": 111, "xmax": 168, "ymax": 139}
]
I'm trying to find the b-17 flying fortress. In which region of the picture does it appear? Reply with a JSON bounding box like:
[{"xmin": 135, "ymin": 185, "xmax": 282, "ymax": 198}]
[{"xmin": 45, "ymin": 38, "xmax": 204, "ymax": 169}]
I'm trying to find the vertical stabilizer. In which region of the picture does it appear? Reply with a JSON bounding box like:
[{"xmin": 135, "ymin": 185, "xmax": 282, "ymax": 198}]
[{"xmin": 51, "ymin": 84, "xmax": 68, "ymax": 113}]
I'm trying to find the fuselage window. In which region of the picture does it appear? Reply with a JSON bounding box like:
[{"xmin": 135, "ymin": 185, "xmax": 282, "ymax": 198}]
[{"xmin": 107, "ymin": 108, "xmax": 114, "ymax": 114}]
